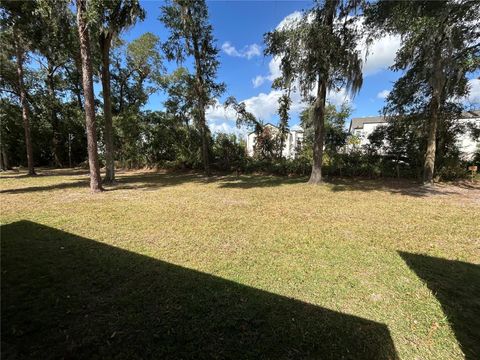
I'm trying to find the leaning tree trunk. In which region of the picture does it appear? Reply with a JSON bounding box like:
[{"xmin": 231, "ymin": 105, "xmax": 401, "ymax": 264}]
[
  {"xmin": 100, "ymin": 34, "xmax": 115, "ymax": 183},
  {"xmin": 308, "ymin": 75, "xmax": 328, "ymax": 185},
  {"xmin": 76, "ymin": 0, "xmax": 103, "ymax": 192},
  {"xmin": 13, "ymin": 29, "xmax": 35, "ymax": 176},
  {"xmin": 423, "ymin": 49, "xmax": 444, "ymax": 185}
]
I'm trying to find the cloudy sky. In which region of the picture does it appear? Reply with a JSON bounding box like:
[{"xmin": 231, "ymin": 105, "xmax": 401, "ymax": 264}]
[{"xmin": 123, "ymin": 0, "xmax": 480, "ymax": 136}]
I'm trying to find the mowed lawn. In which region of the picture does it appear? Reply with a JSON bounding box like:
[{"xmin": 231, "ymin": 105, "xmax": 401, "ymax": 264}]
[{"xmin": 1, "ymin": 169, "xmax": 479, "ymax": 359}]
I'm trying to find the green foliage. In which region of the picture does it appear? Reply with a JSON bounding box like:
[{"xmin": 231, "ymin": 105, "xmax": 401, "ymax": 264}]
[
  {"xmin": 224, "ymin": 96, "xmax": 259, "ymax": 130},
  {"xmin": 160, "ymin": 0, "xmax": 225, "ymax": 120},
  {"xmin": 253, "ymin": 126, "xmax": 279, "ymax": 160},
  {"xmin": 212, "ymin": 133, "xmax": 246, "ymax": 171},
  {"xmin": 264, "ymin": 1, "xmax": 364, "ymax": 101},
  {"xmin": 365, "ymin": 0, "xmax": 480, "ymax": 181}
]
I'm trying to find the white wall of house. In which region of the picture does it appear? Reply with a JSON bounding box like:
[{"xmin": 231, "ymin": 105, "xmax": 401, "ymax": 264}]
[
  {"xmin": 353, "ymin": 122, "xmax": 385, "ymax": 146},
  {"xmin": 350, "ymin": 115, "xmax": 480, "ymax": 159},
  {"xmin": 246, "ymin": 124, "xmax": 304, "ymax": 159},
  {"xmin": 457, "ymin": 118, "xmax": 479, "ymax": 159}
]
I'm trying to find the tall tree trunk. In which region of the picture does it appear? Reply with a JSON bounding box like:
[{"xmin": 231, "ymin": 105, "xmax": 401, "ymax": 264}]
[
  {"xmin": 1, "ymin": 144, "xmax": 10, "ymax": 170},
  {"xmin": 194, "ymin": 80, "xmax": 210, "ymax": 175},
  {"xmin": 47, "ymin": 61, "xmax": 62, "ymax": 168},
  {"xmin": 200, "ymin": 119, "xmax": 210, "ymax": 175},
  {"xmin": 308, "ymin": 3, "xmax": 334, "ymax": 185},
  {"xmin": 308, "ymin": 76, "xmax": 327, "ymax": 184},
  {"xmin": 100, "ymin": 34, "xmax": 115, "ymax": 183},
  {"xmin": 76, "ymin": 0, "xmax": 103, "ymax": 192},
  {"xmin": 13, "ymin": 29, "xmax": 35, "ymax": 176},
  {"xmin": 188, "ymin": 9, "xmax": 210, "ymax": 176},
  {"xmin": 423, "ymin": 49, "xmax": 444, "ymax": 185},
  {"xmin": 423, "ymin": 98, "xmax": 439, "ymax": 184}
]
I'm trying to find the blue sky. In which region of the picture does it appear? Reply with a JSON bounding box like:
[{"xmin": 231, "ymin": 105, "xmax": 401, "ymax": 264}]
[{"xmin": 120, "ymin": 0, "xmax": 479, "ymax": 134}]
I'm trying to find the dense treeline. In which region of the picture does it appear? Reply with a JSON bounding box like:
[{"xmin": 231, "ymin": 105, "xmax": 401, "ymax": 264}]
[{"xmin": 1, "ymin": 0, "xmax": 479, "ymax": 191}]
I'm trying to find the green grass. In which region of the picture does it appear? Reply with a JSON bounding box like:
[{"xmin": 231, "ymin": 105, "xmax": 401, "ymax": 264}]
[{"xmin": 1, "ymin": 169, "xmax": 479, "ymax": 359}]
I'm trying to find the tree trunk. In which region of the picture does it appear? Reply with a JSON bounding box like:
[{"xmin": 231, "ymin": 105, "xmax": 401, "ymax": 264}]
[
  {"xmin": 13, "ymin": 29, "xmax": 35, "ymax": 176},
  {"xmin": 188, "ymin": 7, "xmax": 210, "ymax": 176},
  {"xmin": 1, "ymin": 144, "xmax": 10, "ymax": 170},
  {"xmin": 200, "ymin": 120, "xmax": 210, "ymax": 175},
  {"xmin": 308, "ymin": 3, "xmax": 334, "ymax": 185},
  {"xmin": 308, "ymin": 76, "xmax": 328, "ymax": 184},
  {"xmin": 76, "ymin": 0, "xmax": 103, "ymax": 192},
  {"xmin": 195, "ymin": 80, "xmax": 210, "ymax": 176},
  {"xmin": 47, "ymin": 61, "xmax": 62, "ymax": 168},
  {"xmin": 423, "ymin": 106, "xmax": 438, "ymax": 184},
  {"xmin": 423, "ymin": 49, "xmax": 444, "ymax": 185},
  {"xmin": 100, "ymin": 34, "xmax": 115, "ymax": 183}
]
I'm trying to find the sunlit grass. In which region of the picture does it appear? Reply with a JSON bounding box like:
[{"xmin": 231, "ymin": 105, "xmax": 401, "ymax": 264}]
[{"xmin": 1, "ymin": 168, "xmax": 479, "ymax": 359}]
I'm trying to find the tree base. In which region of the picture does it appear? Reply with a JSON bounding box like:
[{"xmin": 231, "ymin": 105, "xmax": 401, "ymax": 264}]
[
  {"xmin": 307, "ymin": 178, "xmax": 323, "ymax": 185},
  {"xmin": 308, "ymin": 168, "xmax": 322, "ymax": 185},
  {"xmin": 102, "ymin": 177, "xmax": 116, "ymax": 185}
]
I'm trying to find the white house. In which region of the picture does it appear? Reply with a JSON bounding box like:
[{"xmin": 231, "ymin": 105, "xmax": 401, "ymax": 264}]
[
  {"xmin": 246, "ymin": 123, "xmax": 304, "ymax": 158},
  {"xmin": 349, "ymin": 110, "xmax": 480, "ymax": 159}
]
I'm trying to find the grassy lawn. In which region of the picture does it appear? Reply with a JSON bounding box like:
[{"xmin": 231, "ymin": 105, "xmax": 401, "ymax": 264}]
[{"xmin": 1, "ymin": 169, "xmax": 479, "ymax": 359}]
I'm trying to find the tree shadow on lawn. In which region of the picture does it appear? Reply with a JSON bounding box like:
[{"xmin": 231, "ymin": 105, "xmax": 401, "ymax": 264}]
[
  {"xmin": 2, "ymin": 220, "xmax": 398, "ymax": 360},
  {"xmin": 0, "ymin": 172, "xmax": 206, "ymax": 195},
  {"xmin": 2, "ymin": 168, "xmax": 468, "ymax": 197},
  {"xmin": 216, "ymin": 174, "xmax": 308, "ymax": 189},
  {"xmin": 399, "ymin": 252, "xmax": 480, "ymax": 360},
  {"xmin": 0, "ymin": 168, "xmax": 91, "ymax": 179},
  {"xmin": 326, "ymin": 178, "xmax": 463, "ymax": 197}
]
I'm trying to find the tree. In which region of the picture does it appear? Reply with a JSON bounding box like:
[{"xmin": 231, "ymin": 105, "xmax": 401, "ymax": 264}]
[
  {"xmin": 92, "ymin": 0, "xmax": 145, "ymax": 183},
  {"xmin": 265, "ymin": 1, "xmax": 363, "ymax": 184},
  {"xmin": 124, "ymin": 32, "xmax": 163, "ymax": 109},
  {"xmin": 76, "ymin": 0, "xmax": 103, "ymax": 192},
  {"xmin": 224, "ymin": 96, "xmax": 260, "ymax": 131},
  {"xmin": 300, "ymin": 102, "xmax": 351, "ymax": 173},
  {"xmin": 277, "ymin": 93, "xmax": 291, "ymax": 159},
  {"xmin": 160, "ymin": 0, "xmax": 225, "ymax": 175},
  {"xmin": 1, "ymin": 0, "xmax": 37, "ymax": 175},
  {"xmin": 32, "ymin": 0, "xmax": 73, "ymax": 167},
  {"xmin": 365, "ymin": 0, "xmax": 480, "ymax": 184}
]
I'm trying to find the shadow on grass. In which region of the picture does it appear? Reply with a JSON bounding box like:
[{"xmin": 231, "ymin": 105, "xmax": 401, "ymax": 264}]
[
  {"xmin": 0, "ymin": 168, "xmax": 90, "ymax": 179},
  {"xmin": 2, "ymin": 168, "xmax": 470, "ymax": 197},
  {"xmin": 326, "ymin": 178, "xmax": 462, "ymax": 197},
  {"xmin": 2, "ymin": 221, "xmax": 398, "ymax": 359},
  {"xmin": 399, "ymin": 252, "xmax": 480, "ymax": 360},
  {"xmin": 216, "ymin": 175, "xmax": 307, "ymax": 189},
  {"xmin": 0, "ymin": 172, "xmax": 205, "ymax": 195}
]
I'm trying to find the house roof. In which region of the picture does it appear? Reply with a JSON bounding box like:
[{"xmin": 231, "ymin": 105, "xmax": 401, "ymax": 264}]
[
  {"xmin": 348, "ymin": 110, "xmax": 480, "ymax": 133},
  {"xmin": 348, "ymin": 116, "xmax": 385, "ymax": 132},
  {"xmin": 290, "ymin": 124, "xmax": 304, "ymax": 132}
]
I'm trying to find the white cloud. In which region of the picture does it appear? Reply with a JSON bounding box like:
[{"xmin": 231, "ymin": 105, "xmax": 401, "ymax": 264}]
[
  {"xmin": 327, "ymin": 88, "xmax": 351, "ymax": 106},
  {"xmin": 251, "ymin": 57, "xmax": 282, "ymax": 88},
  {"xmin": 205, "ymin": 99, "xmax": 237, "ymax": 122},
  {"xmin": 206, "ymin": 86, "xmax": 349, "ymax": 131},
  {"xmin": 359, "ymin": 34, "xmax": 401, "ymax": 75},
  {"xmin": 276, "ymin": 11, "xmax": 302, "ymax": 30},
  {"xmin": 377, "ymin": 89, "xmax": 390, "ymax": 99},
  {"xmin": 252, "ymin": 75, "xmax": 266, "ymax": 88},
  {"xmin": 221, "ymin": 41, "xmax": 261, "ymax": 59}
]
